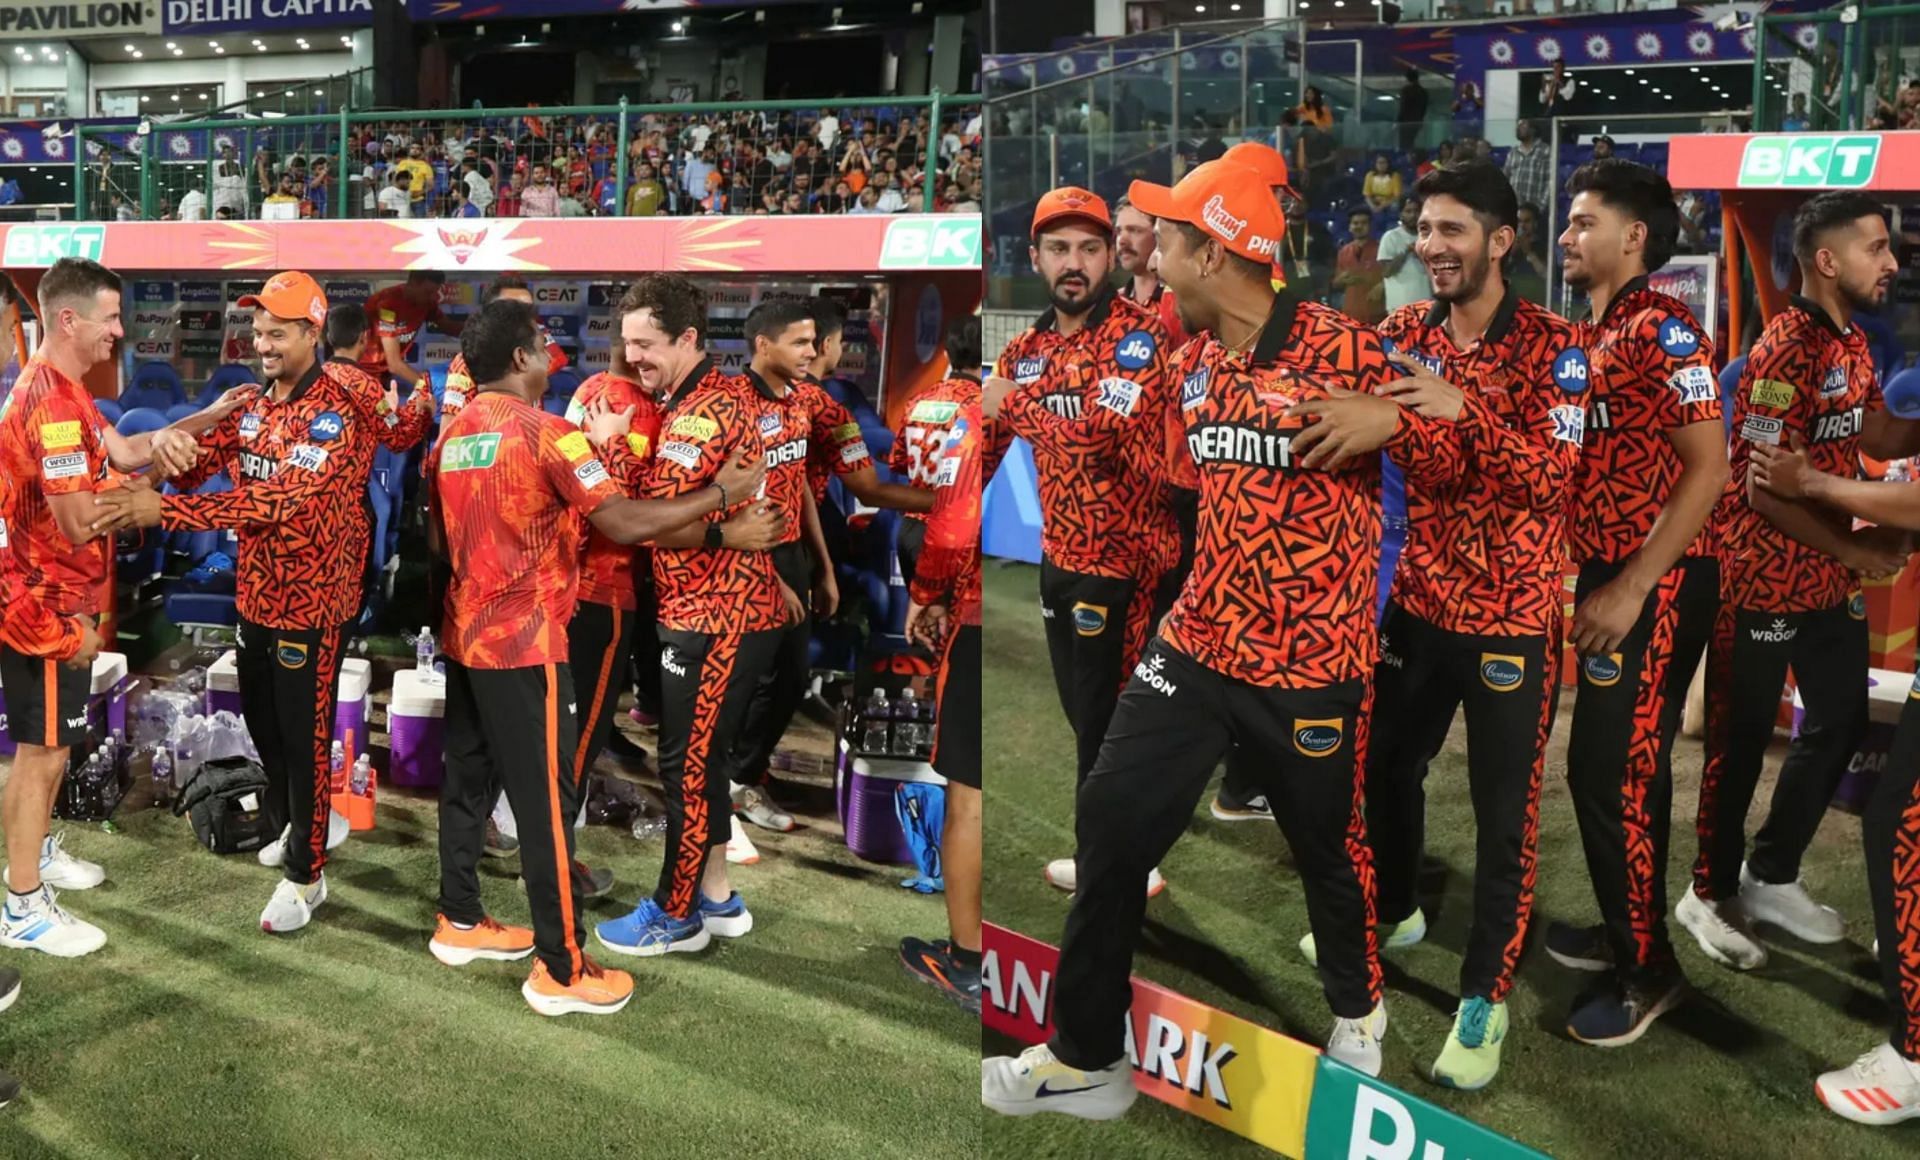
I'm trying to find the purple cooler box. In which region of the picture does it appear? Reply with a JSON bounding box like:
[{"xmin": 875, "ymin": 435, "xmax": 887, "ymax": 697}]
[
  {"xmin": 835, "ymin": 742, "xmax": 946, "ymax": 864},
  {"xmin": 1793, "ymin": 667, "xmax": 1905, "ymax": 814},
  {"xmin": 208, "ymin": 651, "xmax": 373, "ymax": 779},
  {"xmin": 387, "ymin": 668, "xmax": 444, "ymax": 789},
  {"xmin": 0, "ymin": 652, "xmax": 131, "ymax": 757}
]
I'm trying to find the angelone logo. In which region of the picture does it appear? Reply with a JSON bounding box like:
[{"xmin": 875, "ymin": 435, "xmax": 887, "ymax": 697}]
[
  {"xmin": 1201, "ymin": 194, "xmax": 1246, "ymax": 241},
  {"xmin": 1293, "ymin": 719, "xmax": 1343, "ymax": 757}
]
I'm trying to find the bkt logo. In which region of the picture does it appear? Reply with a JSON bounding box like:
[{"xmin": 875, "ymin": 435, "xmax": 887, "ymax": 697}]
[
  {"xmin": 1811, "ymin": 407, "xmax": 1863, "ymax": 443},
  {"xmin": 879, "ymin": 216, "xmax": 982, "ymax": 269},
  {"xmin": 1738, "ymin": 134, "xmax": 1879, "ymax": 188},
  {"xmin": 1, "ymin": 224, "xmax": 105, "ymax": 268}
]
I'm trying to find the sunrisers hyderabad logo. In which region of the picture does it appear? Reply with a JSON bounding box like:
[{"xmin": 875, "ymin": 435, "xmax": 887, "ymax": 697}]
[{"xmin": 437, "ymin": 227, "xmax": 491, "ymax": 265}]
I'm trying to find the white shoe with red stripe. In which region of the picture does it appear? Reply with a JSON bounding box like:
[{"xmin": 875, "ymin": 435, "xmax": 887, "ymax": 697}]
[{"xmin": 1816, "ymin": 1042, "xmax": 1920, "ymax": 1126}]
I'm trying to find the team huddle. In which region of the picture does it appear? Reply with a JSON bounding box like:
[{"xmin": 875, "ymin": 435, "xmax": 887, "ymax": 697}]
[
  {"xmin": 977, "ymin": 143, "xmax": 1920, "ymax": 1127},
  {"xmin": 0, "ymin": 260, "xmax": 986, "ymax": 1034}
]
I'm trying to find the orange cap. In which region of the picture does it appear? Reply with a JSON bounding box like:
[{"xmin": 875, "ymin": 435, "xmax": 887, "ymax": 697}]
[
  {"xmin": 1222, "ymin": 141, "xmax": 1291, "ymax": 189},
  {"xmin": 1128, "ymin": 160, "xmax": 1286, "ymax": 265},
  {"xmin": 236, "ymin": 270, "xmax": 328, "ymax": 327},
  {"xmin": 1031, "ymin": 186, "xmax": 1112, "ymax": 238}
]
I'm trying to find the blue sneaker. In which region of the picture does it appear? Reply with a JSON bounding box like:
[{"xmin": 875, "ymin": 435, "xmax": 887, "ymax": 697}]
[
  {"xmin": 698, "ymin": 892, "xmax": 753, "ymax": 939},
  {"xmin": 595, "ymin": 898, "xmax": 711, "ymax": 957}
]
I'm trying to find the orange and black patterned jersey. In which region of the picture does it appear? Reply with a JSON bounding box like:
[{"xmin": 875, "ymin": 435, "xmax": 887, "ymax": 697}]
[
  {"xmin": 1713, "ymin": 297, "xmax": 1880, "ymax": 613},
  {"xmin": 0, "ymin": 359, "xmax": 115, "ymax": 617},
  {"xmin": 909, "ymin": 401, "xmax": 988, "ymax": 626},
  {"xmin": 643, "ymin": 372, "xmax": 784, "ymax": 635},
  {"xmin": 0, "ymin": 474, "xmax": 84, "ymax": 660},
  {"xmin": 1165, "ymin": 298, "xmax": 1399, "ymax": 491},
  {"xmin": 1378, "ymin": 289, "xmax": 1588, "ymax": 636},
  {"xmin": 163, "ymin": 360, "xmax": 377, "ymax": 630},
  {"xmin": 791, "ymin": 375, "xmax": 874, "ymax": 504},
  {"xmin": 327, "ymin": 357, "xmax": 431, "ymax": 452},
  {"xmin": 429, "ymin": 390, "xmax": 622, "ymax": 668},
  {"xmin": 1571, "ymin": 276, "xmax": 1721, "ymax": 565},
  {"xmin": 1161, "ymin": 293, "xmax": 1462, "ymax": 688},
  {"xmin": 890, "ymin": 374, "xmax": 983, "ymax": 523},
  {"xmin": 564, "ymin": 371, "xmax": 662, "ymax": 611},
  {"xmin": 357, "ymin": 285, "xmax": 445, "ymax": 379},
  {"xmin": 736, "ymin": 369, "xmax": 816, "ymax": 546},
  {"xmin": 994, "ymin": 284, "xmax": 1179, "ymax": 580}
]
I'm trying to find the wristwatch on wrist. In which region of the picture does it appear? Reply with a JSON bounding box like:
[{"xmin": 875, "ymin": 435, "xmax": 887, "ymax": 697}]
[{"xmin": 704, "ymin": 522, "xmax": 725, "ymax": 549}]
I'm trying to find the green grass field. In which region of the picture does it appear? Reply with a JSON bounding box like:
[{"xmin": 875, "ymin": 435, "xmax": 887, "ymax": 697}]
[
  {"xmin": 982, "ymin": 561, "xmax": 1917, "ymax": 1160},
  {"xmin": 0, "ymin": 713, "xmax": 976, "ymax": 1159}
]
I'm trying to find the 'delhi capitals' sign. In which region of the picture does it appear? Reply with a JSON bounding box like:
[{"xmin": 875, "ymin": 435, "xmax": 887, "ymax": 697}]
[{"xmin": 162, "ymin": 0, "xmax": 372, "ymax": 35}]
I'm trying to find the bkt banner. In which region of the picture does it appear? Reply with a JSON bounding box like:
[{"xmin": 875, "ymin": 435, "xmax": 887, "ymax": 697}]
[{"xmin": 162, "ymin": 0, "xmax": 372, "ymax": 35}]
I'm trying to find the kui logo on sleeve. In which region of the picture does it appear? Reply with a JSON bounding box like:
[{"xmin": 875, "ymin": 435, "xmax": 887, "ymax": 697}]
[
  {"xmin": 1181, "ymin": 365, "xmax": 1210, "ymax": 411},
  {"xmin": 758, "ymin": 412, "xmax": 783, "ymax": 440},
  {"xmin": 1012, "ymin": 355, "xmax": 1048, "ymax": 384},
  {"xmin": 1292, "ymin": 719, "xmax": 1344, "ymax": 757},
  {"xmin": 1820, "ymin": 366, "xmax": 1849, "ymax": 398}
]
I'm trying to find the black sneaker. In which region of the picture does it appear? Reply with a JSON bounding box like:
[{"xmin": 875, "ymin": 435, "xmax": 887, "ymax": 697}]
[
  {"xmin": 1567, "ymin": 970, "xmax": 1687, "ymax": 1047},
  {"xmin": 1209, "ymin": 784, "xmax": 1273, "ymax": 822},
  {"xmin": 1545, "ymin": 921, "xmax": 1613, "ymax": 972},
  {"xmin": 483, "ymin": 818, "xmax": 519, "ymax": 860},
  {"xmin": 899, "ymin": 935, "xmax": 981, "ymax": 1014},
  {"xmin": 572, "ymin": 861, "xmax": 616, "ymax": 900}
]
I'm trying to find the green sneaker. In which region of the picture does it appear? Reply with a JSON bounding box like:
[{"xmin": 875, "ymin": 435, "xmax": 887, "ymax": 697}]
[
  {"xmin": 1298, "ymin": 908, "xmax": 1428, "ymax": 967},
  {"xmin": 1431, "ymin": 996, "xmax": 1508, "ymax": 1091}
]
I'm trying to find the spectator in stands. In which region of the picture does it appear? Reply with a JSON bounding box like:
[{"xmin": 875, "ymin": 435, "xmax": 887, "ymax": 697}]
[
  {"xmin": 1398, "ymin": 68, "xmax": 1429, "ymax": 154},
  {"xmin": 873, "ymin": 171, "xmax": 909, "ymax": 213},
  {"xmin": 396, "ymin": 143, "xmax": 434, "ymax": 214},
  {"xmin": 1782, "ymin": 91, "xmax": 1812, "ymax": 132},
  {"xmin": 493, "ymin": 170, "xmax": 523, "ymax": 218},
  {"xmin": 263, "ymin": 173, "xmax": 302, "ymax": 216},
  {"xmin": 626, "ymin": 163, "xmax": 666, "ymax": 217},
  {"xmin": 817, "ymin": 178, "xmax": 854, "ymax": 214},
  {"xmin": 1540, "ymin": 60, "xmax": 1575, "ymax": 114},
  {"xmin": 307, "ymin": 160, "xmax": 331, "ymax": 219},
  {"xmin": 1364, "ymin": 154, "xmax": 1403, "ymax": 211},
  {"xmin": 1508, "ymin": 201, "xmax": 1550, "ymax": 303},
  {"xmin": 177, "ymin": 179, "xmax": 208, "ymax": 222},
  {"xmin": 760, "ymin": 183, "xmax": 786, "ymax": 215},
  {"xmin": 451, "ymin": 183, "xmax": 481, "ymax": 218},
  {"xmin": 1590, "ymin": 134, "xmax": 1614, "ymax": 162},
  {"xmin": 1295, "ymin": 120, "xmax": 1337, "ymax": 195},
  {"xmin": 682, "ymin": 147, "xmax": 716, "ymax": 206},
  {"xmin": 841, "ymin": 137, "xmax": 872, "ymax": 193},
  {"xmin": 1675, "ymin": 188, "xmax": 1709, "ymax": 254},
  {"xmin": 727, "ymin": 169, "xmax": 753, "ymax": 215},
  {"xmin": 461, "ymin": 159, "xmax": 493, "ymax": 214},
  {"xmin": 213, "ymin": 143, "xmax": 248, "ymax": 218},
  {"xmin": 1453, "ymin": 80, "xmax": 1484, "ymax": 140},
  {"xmin": 1334, "ymin": 207, "xmax": 1385, "ymax": 324},
  {"xmin": 765, "ymin": 136, "xmax": 792, "ymax": 173},
  {"xmin": 949, "ymin": 180, "xmax": 980, "ymax": 214},
  {"xmin": 1503, "ymin": 119, "xmax": 1550, "ymax": 223},
  {"xmin": 850, "ymin": 187, "xmax": 883, "ymax": 215},
  {"xmin": 1281, "ymin": 188, "xmax": 1336, "ymax": 303},
  {"xmin": 520, "ymin": 163, "xmax": 560, "ymax": 217},
  {"xmin": 1296, "ymin": 85, "xmax": 1333, "ymax": 129},
  {"xmin": 1379, "ymin": 196, "xmax": 1427, "ymax": 314},
  {"xmin": 215, "ymin": 205, "xmax": 236, "ymax": 220},
  {"xmin": 254, "ymin": 147, "xmax": 275, "ymax": 203},
  {"xmin": 817, "ymin": 109, "xmax": 840, "ymax": 153},
  {"xmin": 378, "ymin": 171, "xmax": 412, "ymax": 218}
]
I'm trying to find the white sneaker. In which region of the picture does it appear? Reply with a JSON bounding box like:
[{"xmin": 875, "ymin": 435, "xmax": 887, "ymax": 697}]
[
  {"xmin": 1675, "ymin": 889, "xmax": 1768, "ymax": 971},
  {"xmin": 1042, "ymin": 859, "xmax": 1166, "ymax": 899},
  {"xmin": 725, "ymin": 816, "xmax": 760, "ymax": 865},
  {"xmin": 39, "ymin": 833, "xmax": 103, "ymax": 891},
  {"xmin": 259, "ymin": 874, "xmax": 327, "ymax": 934},
  {"xmin": 1739, "ymin": 862, "xmax": 1844, "ymax": 944},
  {"xmin": 730, "ymin": 782, "xmax": 795, "ymax": 833},
  {"xmin": 1327, "ymin": 1001, "xmax": 1389, "ymax": 1077},
  {"xmin": 257, "ymin": 813, "xmax": 352, "ymax": 868},
  {"xmin": 0, "ymin": 881, "xmax": 106, "ymax": 957},
  {"xmin": 1817, "ymin": 1042, "xmax": 1920, "ymax": 1126},
  {"xmin": 981, "ymin": 1043, "xmax": 1137, "ymax": 1121}
]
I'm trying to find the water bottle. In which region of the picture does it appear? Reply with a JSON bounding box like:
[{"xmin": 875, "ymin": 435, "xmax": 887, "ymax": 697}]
[
  {"xmin": 416, "ymin": 626, "xmax": 436, "ymax": 672},
  {"xmin": 151, "ymin": 747, "xmax": 173, "ymax": 807},
  {"xmin": 891, "ymin": 689, "xmax": 920, "ymax": 757},
  {"xmin": 350, "ymin": 752, "xmax": 371, "ymax": 797},
  {"xmin": 329, "ymin": 740, "xmax": 346, "ymax": 793},
  {"xmin": 915, "ymin": 695, "xmax": 936, "ymax": 760},
  {"xmin": 630, "ymin": 795, "xmax": 668, "ymax": 840},
  {"xmin": 860, "ymin": 687, "xmax": 892, "ymax": 754}
]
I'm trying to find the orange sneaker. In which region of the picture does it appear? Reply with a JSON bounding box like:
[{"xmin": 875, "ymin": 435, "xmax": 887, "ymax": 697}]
[
  {"xmin": 428, "ymin": 914, "xmax": 535, "ymax": 966},
  {"xmin": 521, "ymin": 956, "xmax": 634, "ymax": 1017}
]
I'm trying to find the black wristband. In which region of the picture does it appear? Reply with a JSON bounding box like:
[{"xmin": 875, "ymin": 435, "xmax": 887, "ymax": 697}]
[{"xmin": 704, "ymin": 522, "xmax": 724, "ymax": 550}]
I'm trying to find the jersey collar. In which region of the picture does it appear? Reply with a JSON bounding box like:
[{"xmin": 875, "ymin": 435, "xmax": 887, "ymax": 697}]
[
  {"xmin": 271, "ymin": 357, "xmax": 326, "ymax": 405},
  {"xmin": 743, "ymin": 367, "xmax": 785, "ymax": 400},
  {"xmin": 1788, "ymin": 293, "xmax": 1849, "ymax": 338},
  {"xmin": 665, "ymin": 355, "xmax": 717, "ymax": 412},
  {"xmin": 1034, "ymin": 281, "xmax": 1118, "ymax": 335},
  {"xmin": 1421, "ymin": 281, "xmax": 1522, "ymax": 347},
  {"xmin": 1598, "ymin": 274, "xmax": 1651, "ymax": 328},
  {"xmin": 1248, "ymin": 290, "xmax": 1302, "ymax": 367}
]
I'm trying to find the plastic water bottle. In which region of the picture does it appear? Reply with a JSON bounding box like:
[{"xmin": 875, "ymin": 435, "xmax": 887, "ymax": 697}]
[
  {"xmin": 329, "ymin": 740, "xmax": 346, "ymax": 793},
  {"xmin": 350, "ymin": 752, "xmax": 371, "ymax": 797},
  {"xmin": 151, "ymin": 747, "xmax": 173, "ymax": 807},
  {"xmin": 860, "ymin": 688, "xmax": 893, "ymax": 754},
  {"xmin": 914, "ymin": 695, "xmax": 936, "ymax": 760},
  {"xmin": 891, "ymin": 689, "xmax": 921, "ymax": 757},
  {"xmin": 416, "ymin": 626, "xmax": 436, "ymax": 673}
]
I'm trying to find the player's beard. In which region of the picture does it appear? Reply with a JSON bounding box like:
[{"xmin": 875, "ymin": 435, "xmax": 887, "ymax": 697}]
[
  {"xmin": 1431, "ymin": 247, "xmax": 1492, "ymax": 304},
  {"xmin": 1047, "ymin": 273, "xmax": 1100, "ymax": 316},
  {"xmin": 1840, "ymin": 270, "xmax": 1893, "ymax": 314}
]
